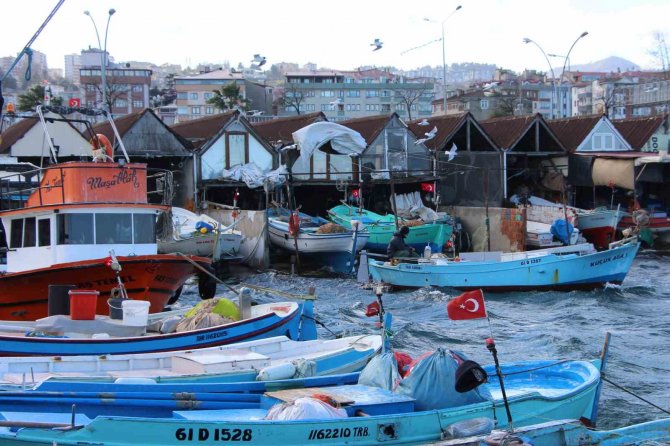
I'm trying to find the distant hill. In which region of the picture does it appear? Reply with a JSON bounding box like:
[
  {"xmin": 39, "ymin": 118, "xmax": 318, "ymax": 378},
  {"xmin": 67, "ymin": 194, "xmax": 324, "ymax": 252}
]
[{"xmin": 560, "ymin": 56, "xmax": 640, "ymax": 73}]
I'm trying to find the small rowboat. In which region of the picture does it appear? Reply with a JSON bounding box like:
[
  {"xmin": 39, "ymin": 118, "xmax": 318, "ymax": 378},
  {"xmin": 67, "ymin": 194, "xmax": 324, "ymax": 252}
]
[
  {"xmin": 0, "ymin": 358, "xmax": 601, "ymax": 445},
  {"xmin": 0, "ymin": 334, "xmax": 381, "ymax": 387},
  {"xmin": 0, "ymin": 301, "xmax": 316, "ymax": 356}
]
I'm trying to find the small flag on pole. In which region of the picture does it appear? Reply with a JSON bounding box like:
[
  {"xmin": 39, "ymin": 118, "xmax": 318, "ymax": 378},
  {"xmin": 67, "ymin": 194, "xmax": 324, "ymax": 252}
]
[
  {"xmin": 446, "ymin": 289, "xmax": 487, "ymax": 320},
  {"xmin": 365, "ymin": 301, "xmax": 380, "ymax": 317}
]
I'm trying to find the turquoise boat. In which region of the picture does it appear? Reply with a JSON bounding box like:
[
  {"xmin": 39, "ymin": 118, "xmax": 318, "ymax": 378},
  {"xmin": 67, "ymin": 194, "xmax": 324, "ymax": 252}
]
[
  {"xmin": 435, "ymin": 418, "xmax": 670, "ymax": 445},
  {"xmin": 328, "ymin": 204, "xmax": 452, "ymax": 253},
  {"xmin": 0, "ymin": 359, "xmax": 601, "ymax": 445},
  {"xmin": 366, "ymin": 237, "xmax": 640, "ymax": 291}
]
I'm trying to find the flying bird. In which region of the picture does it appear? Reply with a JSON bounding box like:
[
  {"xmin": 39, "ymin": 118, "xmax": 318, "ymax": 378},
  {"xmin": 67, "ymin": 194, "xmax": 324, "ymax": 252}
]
[
  {"xmin": 415, "ymin": 126, "xmax": 438, "ymax": 145},
  {"xmin": 445, "ymin": 143, "xmax": 458, "ymax": 161},
  {"xmin": 329, "ymin": 98, "xmax": 342, "ymax": 106},
  {"xmin": 371, "ymin": 38, "xmax": 383, "ymax": 51},
  {"xmin": 417, "ymin": 118, "xmax": 430, "ymax": 126},
  {"xmin": 250, "ymin": 54, "xmax": 266, "ymax": 69}
]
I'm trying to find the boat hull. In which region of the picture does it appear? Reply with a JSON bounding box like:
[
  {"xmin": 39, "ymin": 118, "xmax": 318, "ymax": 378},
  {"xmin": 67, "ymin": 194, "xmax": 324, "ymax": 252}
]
[
  {"xmin": 158, "ymin": 233, "xmax": 242, "ymax": 259},
  {"xmin": 0, "ymin": 360, "xmax": 600, "ymax": 445},
  {"xmin": 0, "ymin": 255, "xmax": 210, "ymax": 321},
  {"xmin": 368, "ymin": 241, "xmax": 640, "ymax": 291},
  {"xmin": 577, "ymin": 210, "xmax": 623, "ymax": 250},
  {"xmin": 0, "ymin": 303, "xmax": 307, "ymax": 356}
]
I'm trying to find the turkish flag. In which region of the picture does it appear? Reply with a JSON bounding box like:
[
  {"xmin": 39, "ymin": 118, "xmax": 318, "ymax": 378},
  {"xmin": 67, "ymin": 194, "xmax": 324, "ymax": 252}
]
[
  {"xmin": 365, "ymin": 301, "xmax": 380, "ymax": 317},
  {"xmin": 446, "ymin": 289, "xmax": 487, "ymax": 320},
  {"xmin": 68, "ymin": 98, "xmax": 81, "ymax": 107}
]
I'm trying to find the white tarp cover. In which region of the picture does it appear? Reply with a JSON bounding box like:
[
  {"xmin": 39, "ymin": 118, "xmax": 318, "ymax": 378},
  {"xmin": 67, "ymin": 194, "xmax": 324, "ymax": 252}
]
[
  {"xmin": 392, "ymin": 192, "xmax": 440, "ymax": 222},
  {"xmin": 292, "ymin": 122, "xmax": 367, "ymax": 170},
  {"xmin": 221, "ymin": 163, "xmax": 288, "ymax": 189}
]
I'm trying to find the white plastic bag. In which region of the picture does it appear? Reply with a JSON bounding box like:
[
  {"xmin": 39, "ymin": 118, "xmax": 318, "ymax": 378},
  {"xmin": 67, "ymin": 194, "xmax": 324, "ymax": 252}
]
[{"xmin": 264, "ymin": 397, "xmax": 347, "ymax": 420}]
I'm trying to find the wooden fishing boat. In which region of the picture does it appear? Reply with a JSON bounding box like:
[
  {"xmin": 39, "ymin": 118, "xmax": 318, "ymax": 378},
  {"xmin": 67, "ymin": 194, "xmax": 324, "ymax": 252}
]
[
  {"xmin": 0, "ymin": 358, "xmax": 601, "ymax": 445},
  {"xmin": 0, "ymin": 108, "xmax": 210, "ymax": 320},
  {"xmin": 0, "ymin": 301, "xmax": 316, "ymax": 356},
  {"xmin": 158, "ymin": 207, "xmax": 242, "ymax": 260},
  {"xmin": 366, "ymin": 237, "xmax": 639, "ymax": 291},
  {"xmin": 575, "ymin": 207, "xmax": 624, "ymax": 251},
  {"xmin": 268, "ymin": 208, "xmax": 369, "ymax": 273},
  {"xmin": 328, "ymin": 204, "xmax": 452, "ymax": 253},
  {"xmin": 0, "ymin": 334, "xmax": 381, "ymax": 386},
  {"xmin": 435, "ymin": 418, "xmax": 670, "ymax": 445}
]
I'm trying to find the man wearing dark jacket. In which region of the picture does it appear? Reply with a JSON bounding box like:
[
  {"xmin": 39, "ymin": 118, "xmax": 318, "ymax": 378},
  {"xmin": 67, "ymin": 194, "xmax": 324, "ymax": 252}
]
[{"xmin": 387, "ymin": 226, "xmax": 416, "ymax": 258}]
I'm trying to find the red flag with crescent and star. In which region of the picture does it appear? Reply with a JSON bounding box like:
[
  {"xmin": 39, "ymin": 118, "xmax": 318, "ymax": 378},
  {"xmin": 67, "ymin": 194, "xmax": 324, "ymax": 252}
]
[{"xmin": 446, "ymin": 289, "xmax": 487, "ymax": 320}]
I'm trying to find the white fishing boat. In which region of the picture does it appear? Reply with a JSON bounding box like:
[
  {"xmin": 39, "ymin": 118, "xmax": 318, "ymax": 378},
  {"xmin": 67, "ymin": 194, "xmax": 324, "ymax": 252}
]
[{"xmin": 158, "ymin": 207, "xmax": 242, "ymax": 260}]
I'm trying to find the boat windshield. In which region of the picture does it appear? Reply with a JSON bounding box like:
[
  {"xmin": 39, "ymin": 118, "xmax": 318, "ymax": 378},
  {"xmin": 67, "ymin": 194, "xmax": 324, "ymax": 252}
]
[{"xmin": 56, "ymin": 213, "xmax": 156, "ymax": 245}]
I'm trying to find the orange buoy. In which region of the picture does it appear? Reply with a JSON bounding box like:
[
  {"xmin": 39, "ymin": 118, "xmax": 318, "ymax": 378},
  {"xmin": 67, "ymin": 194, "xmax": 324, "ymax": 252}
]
[{"xmin": 90, "ymin": 133, "xmax": 113, "ymax": 161}]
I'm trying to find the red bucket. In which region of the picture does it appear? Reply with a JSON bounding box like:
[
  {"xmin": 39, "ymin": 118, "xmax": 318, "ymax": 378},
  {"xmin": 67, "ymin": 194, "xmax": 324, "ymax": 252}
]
[{"xmin": 68, "ymin": 290, "xmax": 100, "ymax": 320}]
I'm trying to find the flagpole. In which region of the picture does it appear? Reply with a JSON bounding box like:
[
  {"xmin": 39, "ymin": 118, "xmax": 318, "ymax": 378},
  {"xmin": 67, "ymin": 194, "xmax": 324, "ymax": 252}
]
[{"xmin": 486, "ymin": 337, "xmax": 514, "ymax": 432}]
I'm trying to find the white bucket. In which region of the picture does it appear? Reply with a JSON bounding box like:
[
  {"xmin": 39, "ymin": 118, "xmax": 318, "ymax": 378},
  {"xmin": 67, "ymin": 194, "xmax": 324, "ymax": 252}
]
[{"xmin": 122, "ymin": 300, "xmax": 150, "ymax": 326}]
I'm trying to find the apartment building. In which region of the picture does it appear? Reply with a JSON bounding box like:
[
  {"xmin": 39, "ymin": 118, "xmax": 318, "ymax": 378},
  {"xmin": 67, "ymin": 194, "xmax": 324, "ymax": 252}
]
[
  {"xmin": 174, "ymin": 69, "xmax": 246, "ymax": 122},
  {"xmin": 279, "ymin": 68, "xmax": 434, "ymax": 121},
  {"xmin": 64, "ymin": 54, "xmax": 82, "ymax": 84},
  {"xmin": 79, "ymin": 66, "xmax": 152, "ymax": 116}
]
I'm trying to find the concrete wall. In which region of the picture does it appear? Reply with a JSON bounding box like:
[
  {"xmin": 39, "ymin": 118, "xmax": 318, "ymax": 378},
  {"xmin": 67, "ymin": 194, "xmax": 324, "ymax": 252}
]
[
  {"xmin": 444, "ymin": 206, "xmax": 526, "ymax": 252},
  {"xmin": 205, "ymin": 204, "xmax": 268, "ymax": 268}
]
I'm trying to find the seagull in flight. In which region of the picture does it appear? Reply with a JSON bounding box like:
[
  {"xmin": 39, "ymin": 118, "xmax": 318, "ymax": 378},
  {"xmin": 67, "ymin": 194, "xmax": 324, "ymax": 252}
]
[
  {"xmin": 250, "ymin": 54, "xmax": 266, "ymax": 69},
  {"xmin": 371, "ymin": 38, "xmax": 383, "ymax": 51},
  {"xmin": 329, "ymin": 98, "xmax": 342, "ymax": 107},
  {"xmin": 415, "ymin": 126, "xmax": 438, "ymax": 145},
  {"xmin": 417, "ymin": 118, "xmax": 430, "ymax": 126},
  {"xmin": 445, "ymin": 143, "xmax": 458, "ymax": 161}
]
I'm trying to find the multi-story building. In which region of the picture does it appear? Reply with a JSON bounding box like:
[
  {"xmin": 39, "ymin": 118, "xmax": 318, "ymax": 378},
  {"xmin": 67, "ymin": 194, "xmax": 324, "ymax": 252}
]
[
  {"xmin": 174, "ymin": 69, "xmax": 246, "ymax": 122},
  {"xmin": 279, "ymin": 68, "xmax": 434, "ymax": 121},
  {"xmin": 79, "ymin": 61, "xmax": 152, "ymax": 116},
  {"xmin": 64, "ymin": 54, "xmax": 82, "ymax": 85}
]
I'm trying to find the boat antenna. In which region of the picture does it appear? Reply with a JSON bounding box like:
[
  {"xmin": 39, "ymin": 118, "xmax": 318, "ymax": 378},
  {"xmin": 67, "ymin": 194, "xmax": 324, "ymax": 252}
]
[{"xmin": 366, "ymin": 285, "xmax": 392, "ymax": 352}]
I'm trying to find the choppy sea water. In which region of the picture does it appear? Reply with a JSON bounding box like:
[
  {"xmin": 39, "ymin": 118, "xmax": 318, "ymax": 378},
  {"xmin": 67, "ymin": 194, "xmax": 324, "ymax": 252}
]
[{"xmin": 181, "ymin": 251, "xmax": 670, "ymax": 430}]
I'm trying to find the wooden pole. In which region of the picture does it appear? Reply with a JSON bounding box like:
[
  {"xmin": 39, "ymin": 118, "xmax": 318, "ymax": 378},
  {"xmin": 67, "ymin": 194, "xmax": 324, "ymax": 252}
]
[
  {"xmin": 484, "ymin": 168, "xmax": 491, "ymax": 251},
  {"xmin": 286, "ymin": 167, "xmax": 301, "ymax": 272},
  {"xmin": 389, "ymin": 178, "xmax": 400, "ymax": 230}
]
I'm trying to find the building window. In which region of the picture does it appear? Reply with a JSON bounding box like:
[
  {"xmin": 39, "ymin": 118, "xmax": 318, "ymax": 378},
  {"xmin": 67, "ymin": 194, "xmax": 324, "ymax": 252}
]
[
  {"xmin": 204, "ymin": 93, "xmax": 213, "ymax": 100},
  {"xmin": 480, "ymin": 99, "xmax": 489, "ymax": 109},
  {"xmin": 191, "ymin": 106, "xmax": 201, "ymax": 115},
  {"xmin": 131, "ymin": 85, "xmax": 143, "ymax": 93},
  {"xmin": 177, "ymin": 106, "xmax": 188, "ymax": 114},
  {"xmin": 189, "ymin": 93, "xmax": 198, "ymax": 100},
  {"xmin": 177, "ymin": 92, "xmax": 187, "ymax": 100},
  {"xmin": 205, "ymin": 106, "xmax": 214, "ymax": 114},
  {"xmin": 85, "ymin": 84, "xmax": 96, "ymax": 92},
  {"xmin": 114, "ymin": 99, "xmax": 127, "ymax": 107},
  {"xmin": 132, "ymin": 100, "xmax": 143, "ymax": 108},
  {"xmin": 347, "ymin": 90, "xmax": 360, "ymax": 97},
  {"xmin": 320, "ymin": 91, "xmax": 335, "ymax": 97}
]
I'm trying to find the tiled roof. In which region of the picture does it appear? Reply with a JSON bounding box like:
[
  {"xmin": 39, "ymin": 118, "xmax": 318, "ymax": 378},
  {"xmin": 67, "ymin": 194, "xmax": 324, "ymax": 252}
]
[
  {"xmin": 252, "ymin": 112, "xmax": 326, "ymax": 145},
  {"xmin": 547, "ymin": 115, "xmax": 603, "ymax": 153},
  {"xmin": 407, "ymin": 113, "xmax": 470, "ymax": 151},
  {"xmin": 171, "ymin": 110, "xmax": 238, "ymax": 146},
  {"xmin": 612, "ymin": 114, "xmax": 668, "ymax": 150},
  {"xmin": 480, "ymin": 114, "xmax": 538, "ymax": 148},
  {"xmin": 338, "ymin": 114, "xmax": 394, "ymax": 146},
  {"xmin": 0, "ymin": 117, "xmax": 39, "ymax": 154}
]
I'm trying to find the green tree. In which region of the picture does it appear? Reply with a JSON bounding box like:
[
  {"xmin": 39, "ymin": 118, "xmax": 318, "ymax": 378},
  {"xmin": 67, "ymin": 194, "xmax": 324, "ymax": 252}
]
[
  {"xmin": 207, "ymin": 83, "xmax": 250, "ymax": 111},
  {"xmin": 17, "ymin": 85, "xmax": 63, "ymax": 111}
]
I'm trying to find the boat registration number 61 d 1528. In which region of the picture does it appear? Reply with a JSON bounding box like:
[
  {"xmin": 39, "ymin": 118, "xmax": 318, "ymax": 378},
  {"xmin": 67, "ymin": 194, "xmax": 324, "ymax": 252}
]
[{"xmin": 175, "ymin": 428, "xmax": 252, "ymax": 442}]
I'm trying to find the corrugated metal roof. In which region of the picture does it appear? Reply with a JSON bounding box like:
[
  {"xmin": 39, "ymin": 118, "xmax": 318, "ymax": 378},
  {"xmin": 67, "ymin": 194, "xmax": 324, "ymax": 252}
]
[
  {"xmin": 251, "ymin": 112, "xmax": 326, "ymax": 146},
  {"xmin": 0, "ymin": 117, "xmax": 39, "ymax": 154},
  {"xmin": 407, "ymin": 113, "xmax": 470, "ymax": 151},
  {"xmin": 171, "ymin": 110, "xmax": 238, "ymax": 145},
  {"xmin": 612, "ymin": 114, "xmax": 668, "ymax": 150},
  {"xmin": 547, "ymin": 114, "xmax": 603, "ymax": 153},
  {"xmin": 480, "ymin": 115, "xmax": 536, "ymax": 148},
  {"xmin": 338, "ymin": 114, "xmax": 395, "ymax": 146}
]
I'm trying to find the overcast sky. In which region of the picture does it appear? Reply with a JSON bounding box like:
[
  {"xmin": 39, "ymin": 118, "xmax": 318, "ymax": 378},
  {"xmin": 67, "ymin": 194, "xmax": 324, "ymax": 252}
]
[{"xmin": 2, "ymin": 0, "xmax": 669, "ymax": 75}]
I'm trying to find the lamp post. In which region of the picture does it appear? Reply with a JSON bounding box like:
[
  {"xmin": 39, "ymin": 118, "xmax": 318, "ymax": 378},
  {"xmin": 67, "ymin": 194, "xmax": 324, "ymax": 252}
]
[
  {"xmin": 558, "ymin": 31, "xmax": 589, "ymax": 118},
  {"xmin": 522, "ymin": 37, "xmax": 557, "ymax": 119},
  {"xmin": 84, "ymin": 8, "xmax": 116, "ymax": 112},
  {"xmin": 424, "ymin": 5, "xmax": 462, "ymax": 115}
]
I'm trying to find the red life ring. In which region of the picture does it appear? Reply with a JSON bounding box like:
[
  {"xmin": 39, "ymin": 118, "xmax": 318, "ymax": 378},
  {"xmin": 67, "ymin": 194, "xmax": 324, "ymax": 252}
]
[
  {"xmin": 288, "ymin": 211, "xmax": 300, "ymax": 237},
  {"xmin": 90, "ymin": 133, "xmax": 113, "ymax": 161}
]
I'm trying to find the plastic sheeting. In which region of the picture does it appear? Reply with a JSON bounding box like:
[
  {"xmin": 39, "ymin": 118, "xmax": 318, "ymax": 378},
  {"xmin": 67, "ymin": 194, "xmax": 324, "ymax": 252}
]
[
  {"xmin": 357, "ymin": 351, "xmax": 401, "ymax": 391},
  {"xmin": 292, "ymin": 122, "xmax": 367, "ymax": 170},
  {"xmin": 392, "ymin": 192, "xmax": 440, "ymax": 222},
  {"xmin": 265, "ymin": 397, "xmax": 347, "ymax": 420},
  {"xmin": 221, "ymin": 163, "xmax": 288, "ymax": 189}
]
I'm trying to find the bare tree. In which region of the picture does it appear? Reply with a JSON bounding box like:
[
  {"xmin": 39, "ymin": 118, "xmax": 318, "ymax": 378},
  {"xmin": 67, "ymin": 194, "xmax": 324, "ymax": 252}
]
[
  {"xmin": 278, "ymin": 84, "xmax": 305, "ymax": 115},
  {"xmin": 83, "ymin": 74, "xmax": 128, "ymax": 111},
  {"xmin": 648, "ymin": 31, "xmax": 670, "ymax": 79},
  {"xmin": 394, "ymin": 84, "xmax": 432, "ymax": 120},
  {"xmin": 491, "ymin": 95, "xmax": 516, "ymax": 118}
]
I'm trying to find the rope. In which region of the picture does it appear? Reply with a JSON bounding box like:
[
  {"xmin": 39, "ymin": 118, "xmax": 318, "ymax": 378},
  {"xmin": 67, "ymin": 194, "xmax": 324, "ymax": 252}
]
[
  {"xmin": 24, "ymin": 49, "xmax": 33, "ymax": 81},
  {"xmin": 601, "ymin": 376, "xmax": 670, "ymax": 415},
  {"xmin": 301, "ymin": 314, "xmax": 340, "ymax": 338}
]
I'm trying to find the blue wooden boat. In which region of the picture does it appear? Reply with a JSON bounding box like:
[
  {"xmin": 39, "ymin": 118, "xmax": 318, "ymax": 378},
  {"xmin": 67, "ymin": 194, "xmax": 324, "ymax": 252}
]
[
  {"xmin": 268, "ymin": 208, "xmax": 369, "ymax": 273},
  {"xmin": 328, "ymin": 204, "xmax": 453, "ymax": 253},
  {"xmin": 435, "ymin": 418, "xmax": 670, "ymax": 445},
  {"xmin": 0, "ymin": 301, "xmax": 317, "ymax": 356},
  {"xmin": 0, "ymin": 359, "xmax": 601, "ymax": 445},
  {"xmin": 0, "ymin": 335, "xmax": 380, "ymax": 387},
  {"xmin": 366, "ymin": 237, "xmax": 640, "ymax": 291}
]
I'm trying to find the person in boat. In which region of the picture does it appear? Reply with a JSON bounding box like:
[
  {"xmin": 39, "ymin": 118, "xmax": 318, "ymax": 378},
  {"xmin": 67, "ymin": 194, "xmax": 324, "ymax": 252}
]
[{"xmin": 387, "ymin": 226, "xmax": 417, "ymax": 258}]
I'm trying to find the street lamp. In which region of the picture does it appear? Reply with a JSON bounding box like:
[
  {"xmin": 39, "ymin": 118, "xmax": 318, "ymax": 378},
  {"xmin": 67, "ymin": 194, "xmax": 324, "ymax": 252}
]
[
  {"xmin": 84, "ymin": 8, "xmax": 116, "ymax": 113},
  {"xmin": 424, "ymin": 5, "xmax": 462, "ymax": 115},
  {"xmin": 523, "ymin": 37, "xmax": 557, "ymax": 119},
  {"xmin": 558, "ymin": 31, "xmax": 589, "ymax": 117}
]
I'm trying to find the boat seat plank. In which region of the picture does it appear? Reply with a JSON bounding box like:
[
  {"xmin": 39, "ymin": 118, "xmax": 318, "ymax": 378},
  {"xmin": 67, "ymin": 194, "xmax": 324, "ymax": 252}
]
[
  {"xmin": 0, "ymin": 411, "xmax": 91, "ymax": 432},
  {"xmin": 173, "ymin": 409, "xmax": 268, "ymax": 421}
]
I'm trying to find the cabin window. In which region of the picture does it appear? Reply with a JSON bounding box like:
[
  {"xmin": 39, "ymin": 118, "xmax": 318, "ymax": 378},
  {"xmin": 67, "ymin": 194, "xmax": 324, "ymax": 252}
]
[
  {"xmin": 9, "ymin": 219, "xmax": 23, "ymax": 249},
  {"xmin": 38, "ymin": 219, "xmax": 51, "ymax": 246},
  {"xmin": 387, "ymin": 130, "xmax": 407, "ymax": 175},
  {"xmin": 95, "ymin": 213, "xmax": 132, "ymax": 244},
  {"xmin": 57, "ymin": 214, "xmax": 94, "ymax": 245},
  {"xmin": 228, "ymin": 134, "xmax": 246, "ymax": 168},
  {"xmin": 23, "ymin": 217, "xmax": 36, "ymax": 247},
  {"xmin": 133, "ymin": 214, "xmax": 156, "ymax": 244}
]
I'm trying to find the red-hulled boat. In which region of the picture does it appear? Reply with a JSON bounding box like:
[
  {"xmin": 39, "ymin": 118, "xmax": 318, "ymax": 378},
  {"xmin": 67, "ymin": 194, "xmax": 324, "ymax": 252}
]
[{"xmin": 0, "ymin": 107, "xmax": 211, "ymax": 321}]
